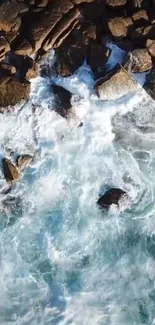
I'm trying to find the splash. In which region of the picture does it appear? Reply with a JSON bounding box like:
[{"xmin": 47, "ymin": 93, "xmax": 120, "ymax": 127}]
[{"xmin": 0, "ymin": 53, "xmax": 155, "ymax": 325}]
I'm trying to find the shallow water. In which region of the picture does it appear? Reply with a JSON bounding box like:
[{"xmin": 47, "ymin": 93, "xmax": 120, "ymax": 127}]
[{"xmin": 0, "ymin": 56, "xmax": 155, "ymax": 325}]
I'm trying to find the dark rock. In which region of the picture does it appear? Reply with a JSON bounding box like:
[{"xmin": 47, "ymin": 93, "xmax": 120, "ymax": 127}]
[
  {"xmin": 88, "ymin": 43, "xmax": 111, "ymax": 79},
  {"xmin": 97, "ymin": 188, "xmax": 127, "ymax": 209},
  {"xmin": 130, "ymin": 25, "xmax": 155, "ymax": 46},
  {"xmin": 124, "ymin": 48, "xmax": 152, "ymax": 72},
  {"xmin": 52, "ymin": 84, "xmax": 72, "ymax": 118},
  {"xmin": 108, "ymin": 16, "xmax": 133, "ymax": 40},
  {"xmin": 95, "ymin": 65, "xmax": 138, "ymax": 100},
  {"xmin": 3, "ymin": 51, "xmax": 33, "ymax": 81},
  {"xmin": 55, "ymin": 24, "xmax": 95, "ymax": 77},
  {"xmin": 2, "ymin": 158, "xmax": 20, "ymax": 182},
  {"xmin": 0, "ymin": 76, "xmax": 30, "ymax": 107},
  {"xmin": 83, "ymin": 0, "xmax": 105, "ymax": 20}
]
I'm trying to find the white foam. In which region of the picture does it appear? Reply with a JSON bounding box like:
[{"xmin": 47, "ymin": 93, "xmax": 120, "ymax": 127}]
[{"xmin": 0, "ymin": 55, "xmax": 154, "ymax": 325}]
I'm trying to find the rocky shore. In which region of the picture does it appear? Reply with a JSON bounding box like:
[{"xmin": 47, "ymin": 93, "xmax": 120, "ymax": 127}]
[
  {"xmin": 0, "ymin": 0, "xmax": 155, "ymax": 195},
  {"xmin": 0, "ymin": 0, "xmax": 154, "ymax": 107}
]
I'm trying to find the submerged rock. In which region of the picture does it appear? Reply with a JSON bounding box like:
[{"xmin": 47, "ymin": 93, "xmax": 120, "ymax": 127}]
[
  {"xmin": 143, "ymin": 65, "xmax": 155, "ymax": 100},
  {"xmin": 52, "ymin": 84, "xmax": 72, "ymax": 118},
  {"xmin": 16, "ymin": 154, "xmax": 33, "ymax": 170},
  {"xmin": 96, "ymin": 65, "xmax": 138, "ymax": 100},
  {"xmin": 97, "ymin": 188, "xmax": 127, "ymax": 209},
  {"xmin": 2, "ymin": 158, "xmax": 19, "ymax": 182}
]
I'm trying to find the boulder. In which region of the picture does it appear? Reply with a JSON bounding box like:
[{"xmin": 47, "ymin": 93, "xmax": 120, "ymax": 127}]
[
  {"xmin": 16, "ymin": 154, "xmax": 33, "ymax": 170},
  {"xmin": 124, "ymin": 48, "xmax": 152, "ymax": 72},
  {"xmin": 143, "ymin": 65, "xmax": 155, "ymax": 100},
  {"xmin": 0, "ymin": 77, "xmax": 30, "ymax": 108},
  {"xmin": 2, "ymin": 158, "xmax": 19, "ymax": 182},
  {"xmin": 105, "ymin": 0, "xmax": 127, "ymax": 6},
  {"xmin": 88, "ymin": 43, "xmax": 111, "ymax": 79},
  {"xmin": 55, "ymin": 24, "xmax": 95, "ymax": 77},
  {"xmin": 71, "ymin": 0, "xmax": 95, "ymax": 3},
  {"xmin": 130, "ymin": 25, "xmax": 155, "ymax": 46},
  {"xmin": 0, "ymin": 0, "xmax": 19, "ymax": 32},
  {"xmin": 97, "ymin": 188, "xmax": 127, "ymax": 209},
  {"xmin": 146, "ymin": 39, "xmax": 155, "ymax": 58},
  {"xmin": 3, "ymin": 51, "xmax": 34, "ymax": 81},
  {"xmin": 52, "ymin": 84, "xmax": 72, "ymax": 118},
  {"xmin": 96, "ymin": 65, "xmax": 138, "ymax": 100},
  {"xmin": 108, "ymin": 16, "xmax": 133, "ymax": 39},
  {"xmin": 132, "ymin": 10, "xmax": 149, "ymax": 27}
]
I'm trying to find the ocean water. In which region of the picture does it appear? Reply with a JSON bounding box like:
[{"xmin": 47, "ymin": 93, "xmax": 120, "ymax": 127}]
[{"xmin": 0, "ymin": 50, "xmax": 155, "ymax": 325}]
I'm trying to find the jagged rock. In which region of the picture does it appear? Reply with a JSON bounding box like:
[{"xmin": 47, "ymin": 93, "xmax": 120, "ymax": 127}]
[
  {"xmin": 108, "ymin": 17, "xmax": 133, "ymax": 39},
  {"xmin": 88, "ymin": 43, "xmax": 111, "ymax": 79},
  {"xmin": 43, "ymin": 8, "xmax": 80, "ymax": 50},
  {"xmin": 0, "ymin": 77, "xmax": 30, "ymax": 107},
  {"xmin": 97, "ymin": 188, "xmax": 127, "ymax": 209},
  {"xmin": 143, "ymin": 65, "xmax": 155, "ymax": 100},
  {"xmin": 16, "ymin": 154, "xmax": 33, "ymax": 170},
  {"xmin": 130, "ymin": 25, "xmax": 155, "ymax": 45},
  {"xmin": 3, "ymin": 51, "xmax": 33, "ymax": 80},
  {"xmin": 146, "ymin": 39, "xmax": 155, "ymax": 58},
  {"xmin": 132, "ymin": 10, "xmax": 149, "ymax": 27},
  {"xmin": 52, "ymin": 84, "xmax": 72, "ymax": 118},
  {"xmin": 55, "ymin": 24, "xmax": 95, "ymax": 77},
  {"xmin": 26, "ymin": 61, "xmax": 38, "ymax": 79},
  {"xmin": 124, "ymin": 48, "xmax": 152, "ymax": 72},
  {"xmin": 96, "ymin": 65, "xmax": 138, "ymax": 100},
  {"xmin": 105, "ymin": 0, "xmax": 127, "ymax": 6},
  {"xmin": 30, "ymin": 0, "xmax": 76, "ymax": 53},
  {"xmin": 71, "ymin": 0, "xmax": 95, "ymax": 3},
  {"xmin": 2, "ymin": 158, "xmax": 19, "ymax": 182},
  {"xmin": 0, "ymin": 0, "xmax": 19, "ymax": 32}
]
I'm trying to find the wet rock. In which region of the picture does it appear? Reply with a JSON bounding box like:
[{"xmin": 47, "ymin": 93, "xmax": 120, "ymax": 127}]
[
  {"xmin": 143, "ymin": 65, "xmax": 155, "ymax": 100},
  {"xmin": 83, "ymin": 0, "xmax": 105, "ymax": 20},
  {"xmin": 88, "ymin": 43, "xmax": 111, "ymax": 79},
  {"xmin": 71, "ymin": 0, "xmax": 94, "ymax": 3},
  {"xmin": 108, "ymin": 16, "xmax": 133, "ymax": 39},
  {"xmin": 2, "ymin": 158, "xmax": 20, "ymax": 182},
  {"xmin": 146, "ymin": 39, "xmax": 155, "ymax": 58},
  {"xmin": 52, "ymin": 84, "xmax": 72, "ymax": 118},
  {"xmin": 130, "ymin": 25, "xmax": 155, "ymax": 46},
  {"xmin": 16, "ymin": 154, "xmax": 33, "ymax": 170},
  {"xmin": 0, "ymin": 76, "xmax": 30, "ymax": 107},
  {"xmin": 26, "ymin": 61, "xmax": 38, "ymax": 79},
  {"xmin": 30, "ymin": 1, "xmax": 78, "ymax": 53},
  {"xmin": 124, "ymin": 48, "xmax": 152, "ymax": 72},
  {"xmin": 0, "ymin": 0, "xmax": 20, "ymax": 32},
  {"xmin": 3, "ymin": 51, "xmax": 34, "ymax": 81},
  {"xmin": 105, "ymin": 0, "xmax": 127, "ymax": 7},
  {"xmin": 132, "ymin": 10, "xmax": 149, "ymax": 27},
  {"xmin": 96, "ymin": 65, "xmax": 138, "ymax": 100},
  {"xmin": 97, "ymin": 188, "xmax": 127, "ymax": 209},
  {"xmin": 55, "ymin": 24, "xmax": 94, "ymax": 77}
]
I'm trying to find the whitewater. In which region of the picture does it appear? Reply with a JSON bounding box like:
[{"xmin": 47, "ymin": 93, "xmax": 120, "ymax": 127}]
[{"xmin": 0, "ymin": 46, "xmax": 155, "ymax": 325}]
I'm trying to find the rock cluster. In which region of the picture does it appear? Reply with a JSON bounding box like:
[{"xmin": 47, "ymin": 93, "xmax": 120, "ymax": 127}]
[{"xmin": 0, "ymin": 0, "xmax": 154, "ymax": 106}]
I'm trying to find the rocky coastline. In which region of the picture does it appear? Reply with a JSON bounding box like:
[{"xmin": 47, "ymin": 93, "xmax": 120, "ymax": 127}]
[
  {"xmin": 0, "ymin": 0, "xmax": 155, "ymax": 206},
  {"xmin": 0, "ymin": 0, "xmax": 154, "ymax": 107}
]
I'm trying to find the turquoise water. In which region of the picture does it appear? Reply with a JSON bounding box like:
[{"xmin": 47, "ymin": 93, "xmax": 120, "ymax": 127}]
[{"xmin": 0, "ymin": 62, "xmax": 155, "ymax": 325}]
